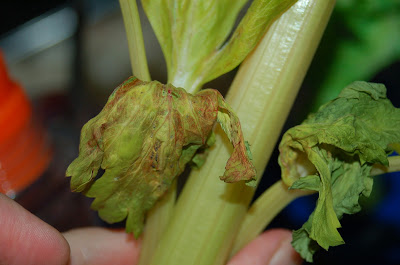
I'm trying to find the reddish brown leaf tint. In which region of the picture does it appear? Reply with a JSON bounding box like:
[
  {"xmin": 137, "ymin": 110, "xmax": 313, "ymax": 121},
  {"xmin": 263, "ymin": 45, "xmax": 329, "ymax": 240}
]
[{"xmin": 66, "ymin": 76, "xmax": 256, "ymax": 237}]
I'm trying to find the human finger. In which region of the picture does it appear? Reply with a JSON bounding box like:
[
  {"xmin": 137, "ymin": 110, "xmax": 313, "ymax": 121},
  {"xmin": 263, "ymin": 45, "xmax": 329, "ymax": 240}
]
[
  {"xmin": 0, "ymin": 193, "xmax": 70, "ymax": 265},
  {"xmin": 227, "ymin": 229, "xmax": 302, "ymax": 265},
  {"xmin": 63, "ymin": 227, "xmax": 141, "ymax": 265}
]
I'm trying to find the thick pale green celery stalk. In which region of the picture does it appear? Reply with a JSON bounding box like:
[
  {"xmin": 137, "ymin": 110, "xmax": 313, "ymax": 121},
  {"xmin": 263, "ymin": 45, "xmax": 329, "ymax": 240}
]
[
  {"xmin": 149, "ymin": 1, "xmax": 335, "ymax": 265},
  {"xmin": 230, "ymin": 180, "xmax": 309, "ymax": 256},
  {"xmin": 137, "ymin": 181, "xmax": 176, "ymax": 265}
]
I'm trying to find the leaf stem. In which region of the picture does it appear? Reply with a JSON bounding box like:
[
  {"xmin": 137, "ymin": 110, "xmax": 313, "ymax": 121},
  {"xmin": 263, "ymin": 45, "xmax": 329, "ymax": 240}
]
[
  {"xmin": 371, "ymin": 155, "xmax": 400, "ymax": 176},
  {"xmin": 138, "ymin": 181, "xmax": 176, "ymax": 265},
  {"xmin": 119, "ymin": 0, "xmax": 151, "ymax": 81},
  {"xmin": 230, "ymin": 180, "xmax": 311, "ymax": 256}
]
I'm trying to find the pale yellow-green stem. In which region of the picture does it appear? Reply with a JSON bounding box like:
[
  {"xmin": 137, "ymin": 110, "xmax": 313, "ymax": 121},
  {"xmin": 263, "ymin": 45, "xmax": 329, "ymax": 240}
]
[
  {"xmin": 119, "ymin": 0, "xmax": 151, "ymax": 81},
  {"xmin": 231, "ymin": 156, "xmax": 400, "ymax": 257},
  {"xmin": 137, "ymin": 181, "xmax": 176, "ymax": 265},
  {"xmin": 371, "ymin": 156, "xmax": 400, "ymax": 176},
  {"xmin": 149, "ymin": 1, "xmax": 335, "ymax": 265},
  {"xmin": 230, "ymin": 180, "xmax": 308, "ymax": 256}
]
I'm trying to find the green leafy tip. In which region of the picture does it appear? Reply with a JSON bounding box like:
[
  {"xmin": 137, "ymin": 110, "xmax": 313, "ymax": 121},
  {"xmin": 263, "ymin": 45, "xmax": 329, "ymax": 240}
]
[
  {"xmin": 141, "ymin": 0, "xmax": 297, "ymax": 90},
  {"xmin": 278, "ymin": 81, "xmax": 400, "ymax": 262},
  {"xmin": 66, "ymin": 76, "xmax": 256, "ymax": 237}
]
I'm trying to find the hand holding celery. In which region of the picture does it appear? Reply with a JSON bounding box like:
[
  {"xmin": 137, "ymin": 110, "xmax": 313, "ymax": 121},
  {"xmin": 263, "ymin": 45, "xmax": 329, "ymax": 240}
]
[{"xmin": 66, "ymin": 0, "xmax": 400, "ymax": 264}]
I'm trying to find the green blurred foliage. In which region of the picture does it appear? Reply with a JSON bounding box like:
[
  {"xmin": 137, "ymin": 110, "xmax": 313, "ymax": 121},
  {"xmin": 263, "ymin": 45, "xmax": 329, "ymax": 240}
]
[{"xmin": 304, "ymin": 0, "xmax": 400, "ymax": 114}]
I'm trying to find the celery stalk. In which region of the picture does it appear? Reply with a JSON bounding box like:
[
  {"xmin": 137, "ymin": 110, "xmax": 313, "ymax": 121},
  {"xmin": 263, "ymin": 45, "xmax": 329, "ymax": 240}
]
[
  {"xmin": 230, "ymin": 180, "xmax": 311, "ymax": 256},
  {"xmin": 119, "ymin": 0, "xmax": 151, "ymax": 81},
  {"xmin": 137, "ymin": 181, "xmax": 176, "ymax": 265},
  {"xmin": 149, "ymin": 1, "xmax": 335, "ymax": 265}
]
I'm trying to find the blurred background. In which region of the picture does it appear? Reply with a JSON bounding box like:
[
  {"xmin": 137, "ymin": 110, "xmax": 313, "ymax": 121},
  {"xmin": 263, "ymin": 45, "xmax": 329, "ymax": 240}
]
[{"xmin": 0, "ymin": 0, "xmax": 399, "ymax": 264}]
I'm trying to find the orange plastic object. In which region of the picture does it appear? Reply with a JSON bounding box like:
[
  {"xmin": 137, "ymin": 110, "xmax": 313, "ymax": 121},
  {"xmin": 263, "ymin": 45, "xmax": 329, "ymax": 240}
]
[{"xmin": 0, "ymin": 51, "xmax": 52, "ymax": 197}]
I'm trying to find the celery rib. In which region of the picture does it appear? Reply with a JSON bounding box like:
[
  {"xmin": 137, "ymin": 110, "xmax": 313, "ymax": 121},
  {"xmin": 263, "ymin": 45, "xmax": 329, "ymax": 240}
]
[{"xmin": 230, "ymin": 180, "xmax": 311, "ymax": 256}]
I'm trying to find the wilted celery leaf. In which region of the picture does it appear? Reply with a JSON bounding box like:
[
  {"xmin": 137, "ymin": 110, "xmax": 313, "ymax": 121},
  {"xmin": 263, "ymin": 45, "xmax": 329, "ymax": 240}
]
[
  {"xmin": 141, "ymin": 0, "xmax": 296, "ymax": 89},
  {"xmin": 278, "ymin": 81, "xmax": 400, "ymax": 262},
  {"xmin": 66, "ymin": 77, "xmax": 256, "ymax": 237}
]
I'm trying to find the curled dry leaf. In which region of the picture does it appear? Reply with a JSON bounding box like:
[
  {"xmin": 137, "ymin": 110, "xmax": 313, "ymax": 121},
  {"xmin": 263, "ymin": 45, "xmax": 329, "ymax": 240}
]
[{"xmin": 66, "ymin": 76, "xmax": 256, "ymax": 237}]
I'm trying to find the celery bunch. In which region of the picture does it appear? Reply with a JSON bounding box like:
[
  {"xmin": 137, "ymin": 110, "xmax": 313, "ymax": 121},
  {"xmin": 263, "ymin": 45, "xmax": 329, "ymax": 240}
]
[{"xmin": 66, "ymin": 0, "xmax": 400, "ymax": 264}]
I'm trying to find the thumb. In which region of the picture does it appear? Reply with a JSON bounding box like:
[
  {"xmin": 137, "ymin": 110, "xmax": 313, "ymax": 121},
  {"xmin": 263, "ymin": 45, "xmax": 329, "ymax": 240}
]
[{"xmin": 0, "ymin": 193, "xmax": 70, "ymax": 265}]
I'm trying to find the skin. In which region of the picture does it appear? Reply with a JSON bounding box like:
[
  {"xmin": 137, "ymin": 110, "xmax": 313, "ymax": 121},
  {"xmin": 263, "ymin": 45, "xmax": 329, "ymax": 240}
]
[{"xmin": 0, "ymin": 193, "xmax": 301, "ymax": 265}]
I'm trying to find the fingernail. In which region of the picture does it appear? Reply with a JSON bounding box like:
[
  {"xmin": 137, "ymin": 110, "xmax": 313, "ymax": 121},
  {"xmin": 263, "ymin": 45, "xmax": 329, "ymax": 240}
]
[{"xmin": 268, "ymin": 237, "xmax": 302, "ymax": 265}]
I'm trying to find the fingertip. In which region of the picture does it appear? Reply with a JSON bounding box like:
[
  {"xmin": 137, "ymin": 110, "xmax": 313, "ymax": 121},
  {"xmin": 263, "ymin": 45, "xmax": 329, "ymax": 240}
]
[
  {"xmin": 31, "ymin": 224, "xmax": 71, "ymax": 265},
  {"xmin": 265, "ymin": 229, "xmax": 302, "ymax": 265},
  {"xmin": 0, "ymin": 193, "xmax": 70, "ymax": 265},
  {"xmin": 63, "ymin": 227, "xmax": 141, "ymax": 265},
  {"xmin": 228, "ymin": 229, "xmax": 302, "ymax": 265}
]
